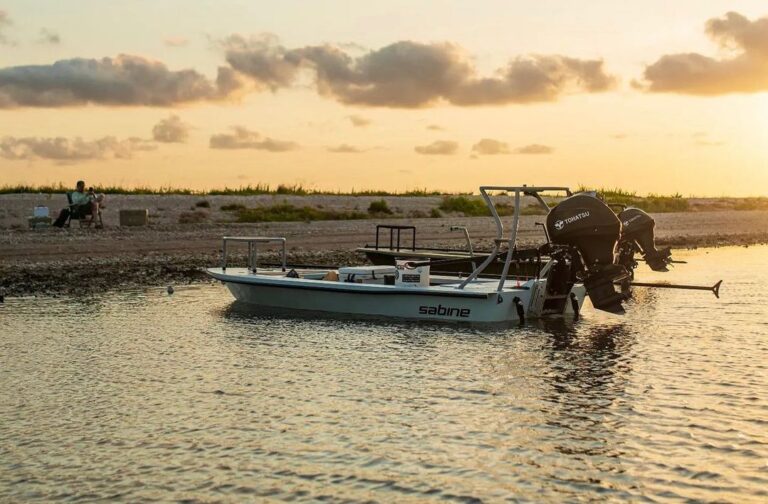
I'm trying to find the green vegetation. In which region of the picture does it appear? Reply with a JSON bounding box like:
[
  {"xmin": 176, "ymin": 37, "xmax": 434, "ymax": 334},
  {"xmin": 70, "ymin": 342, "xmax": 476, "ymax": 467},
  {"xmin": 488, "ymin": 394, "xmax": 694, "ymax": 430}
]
[
  {"xmin": 438, "ymin": 196, "xmax": 518, "ymax": 217},
  {"xmin": 576, "ymin": 186, "xmax": 689, "ymax": 213},
  {"xmin": 351, "ymin": 188, "xmax": 458, "ymax": 197},
  {"xmin": 577, "ymin": 187, "xmax": 638, "ymax": 199},
  {"xmin": 4, "ymin": 182, "xmax": 764, "ymax": 215},
  {"xmin": 0, "ymin": 182, "xmax": 464, "ymax": 197},
  {"xmin": 438, "ymin": 196, "xmax": 490, "ymax": 216},
  {"xmin": 638, "ymin": 195, "xmax": 690, "ymax": 212},
  {"xmin": 208, "ymin": 183, "xmax": 311, "ymax": 196},
  {"xmin": 234, "ymin": 203, "xmax": 367, "ymax": 223},
  {"xmin": 0, "ymin": 182, "xmax": 197, "ymax": 195},
  {"xmin": 367, "ymin": 199, "xmax": 393, "ymax": 215}
]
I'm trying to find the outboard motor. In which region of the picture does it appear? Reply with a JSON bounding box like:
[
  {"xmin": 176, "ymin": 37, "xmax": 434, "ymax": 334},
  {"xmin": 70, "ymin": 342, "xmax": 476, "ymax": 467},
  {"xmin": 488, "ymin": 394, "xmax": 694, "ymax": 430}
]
[
  {"xmin": 618, "ymin": 208, "xmax": 672, "ymax": 272},
  {"xmin": 546, "ymin": 193, "xmax": 630, "ymax": 313}
]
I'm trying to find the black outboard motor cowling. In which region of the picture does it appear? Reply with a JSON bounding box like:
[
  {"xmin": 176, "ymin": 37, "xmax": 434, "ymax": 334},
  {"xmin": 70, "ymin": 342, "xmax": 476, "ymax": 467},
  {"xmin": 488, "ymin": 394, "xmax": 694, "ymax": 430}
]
[
  {"xmin": 546, "ymin": 193, "xmax": 629, "ymax": 313},
  {"xmin": 619, "ymin": 208, "xmax": 672, "ymax": 272},
  {"xmin": 547, "ymin": 193, "xmax": 619, "ymax": 267}
]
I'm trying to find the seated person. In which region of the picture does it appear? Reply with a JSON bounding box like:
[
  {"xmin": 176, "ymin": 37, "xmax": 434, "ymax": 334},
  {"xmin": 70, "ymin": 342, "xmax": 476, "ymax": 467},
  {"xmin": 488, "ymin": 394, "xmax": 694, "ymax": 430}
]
[{"xmin": 53, "ymin": 180, "xmax": 106, "ymax": 227}]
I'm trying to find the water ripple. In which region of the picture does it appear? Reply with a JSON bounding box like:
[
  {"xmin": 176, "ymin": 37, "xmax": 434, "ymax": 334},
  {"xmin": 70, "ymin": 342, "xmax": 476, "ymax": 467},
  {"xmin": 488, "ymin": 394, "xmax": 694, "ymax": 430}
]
[{"xmin": 1, "ymin": 246, "xmax": 767, "ymax": 502}]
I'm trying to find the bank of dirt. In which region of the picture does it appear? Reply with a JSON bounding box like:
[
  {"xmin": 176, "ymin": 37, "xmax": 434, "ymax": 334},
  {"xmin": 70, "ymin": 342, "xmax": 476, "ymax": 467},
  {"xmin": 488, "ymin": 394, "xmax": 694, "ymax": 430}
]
[{"xmin": 2, "ymin": 205, "xmax": 768, "ymax": 297}]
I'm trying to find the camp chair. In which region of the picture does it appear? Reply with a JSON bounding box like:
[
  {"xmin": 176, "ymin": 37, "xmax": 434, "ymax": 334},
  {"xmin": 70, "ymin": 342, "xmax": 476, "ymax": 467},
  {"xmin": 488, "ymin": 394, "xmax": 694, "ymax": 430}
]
[{"xmin": 64, "ymin": 192, "xmax": 103, "ymax": 228}]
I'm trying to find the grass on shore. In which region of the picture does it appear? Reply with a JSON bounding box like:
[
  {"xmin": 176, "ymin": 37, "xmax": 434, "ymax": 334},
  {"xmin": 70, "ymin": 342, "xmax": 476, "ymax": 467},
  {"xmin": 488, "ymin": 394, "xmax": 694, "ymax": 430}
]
[
  {"xmin": 438, "ymin": 196, "xmax": 551, "ymax": 217},
  {"xmin": 234, "ymin": 204, "xmax": 368, "ymax": 223},
  {"xmin": 577, "ymin": 186, "xmax": 690, "ymax": 213},
  {"xmin": 437, "ymin": 196, "xmax": 510, "ymax": 216},
  {"xmin": 0, "ymin": 182, "xmax": 460, "ymax": 197},
  {"xmin": 7, "ymin": 183, "xmax": 768, "ymax": 216},
  {"xmin": 367, "ymin": 199, "xmax": 393, "ymax": 215}
]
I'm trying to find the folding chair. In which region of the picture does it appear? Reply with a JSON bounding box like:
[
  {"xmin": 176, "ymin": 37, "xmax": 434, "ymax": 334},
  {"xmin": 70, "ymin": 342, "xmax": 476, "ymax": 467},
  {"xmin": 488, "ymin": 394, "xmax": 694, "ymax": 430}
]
[{"xmin": 64, "ymin": 192, "xmax": 103, "ymax": 228}]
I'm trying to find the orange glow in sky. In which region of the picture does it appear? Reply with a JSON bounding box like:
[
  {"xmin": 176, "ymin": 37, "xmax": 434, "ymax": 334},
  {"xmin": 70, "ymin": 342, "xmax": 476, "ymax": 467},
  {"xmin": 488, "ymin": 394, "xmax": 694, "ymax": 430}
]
[{"xmin": 1, "ymin": 1, "xmax": 767, "ymax": 195}]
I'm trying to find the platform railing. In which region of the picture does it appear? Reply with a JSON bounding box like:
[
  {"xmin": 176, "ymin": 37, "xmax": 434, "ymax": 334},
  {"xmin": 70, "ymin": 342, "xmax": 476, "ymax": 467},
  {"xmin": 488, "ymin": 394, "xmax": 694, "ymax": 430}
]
[
  {"xmin": 374, "ymin": 224, "xmax": 416, "ymax": 251},
  {"xmin": 221, "ymin": 237, "xmax": 287, "ymax": 273}
]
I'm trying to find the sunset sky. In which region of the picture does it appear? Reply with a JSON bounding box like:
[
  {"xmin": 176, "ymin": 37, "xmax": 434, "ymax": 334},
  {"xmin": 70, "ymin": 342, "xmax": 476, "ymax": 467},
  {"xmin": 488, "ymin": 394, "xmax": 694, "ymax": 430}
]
[{"xmin": 1, "ymin": 1, "xmax": 768, "ymax": 195}]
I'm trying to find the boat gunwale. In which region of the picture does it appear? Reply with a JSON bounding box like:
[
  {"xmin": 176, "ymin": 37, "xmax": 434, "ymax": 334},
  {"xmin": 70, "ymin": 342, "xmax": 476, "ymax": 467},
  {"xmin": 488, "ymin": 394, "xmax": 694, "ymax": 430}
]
[{"xmin": 206, "ymin": 269, "xmax": 533, "ymax": 299}]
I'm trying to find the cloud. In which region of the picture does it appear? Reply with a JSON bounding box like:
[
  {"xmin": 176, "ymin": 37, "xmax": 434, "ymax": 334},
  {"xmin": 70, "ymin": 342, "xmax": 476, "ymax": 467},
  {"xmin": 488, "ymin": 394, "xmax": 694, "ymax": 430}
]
[
  {"xmin": 471, "ymin": 138, "xmax": 510, "ymax": 155},
  {"xmin": 221, "ymin": 36, "xmax": 616, "ymax": 108},
  {"xmin": 327, "ymin": 144, "xmax": 365, "ymax": 153},
  {"xmin": 209, "ymin": 126, "xmax": 298, "ymax": 152},
  {"xmin": 449, "ymin": 55, "xmax": 616, "ymax": 106},
  {"xmin": 0, "ymin": 35, "xmax": 612, "ymax": 109},
  {"xmin": 221, "ymin": 34, "xmax": 302, "ymax": 90},
  {"xmin": 514, "ymin": 144, "xmax": 554, "ymax": 154},
  {"xmin": 639, "ymin": 12, "xmax": 768, "ymax": 95},
  {"xmin": 0, "ymin": 10, "xmax": 12, "ymax": 45},
  {"xmin": 414, "ymin": 140, "xmax": 459, "ymax": 155},
  {"xmin": 0, "ymin": 136, "xmax": 155, "ymax": 162},
  {"xmin": 37, "ymin": 28, "xmax": 60, "ymax": 45},
  {"xmin": 347, "ymin": 114, "xmax": 371, "ymax": 127},
  {"xmin": 0, "ymin": 54, "xmax": 241, "ymax": 108},
  {"xmin": 426, "ymin": 124, "xmax": 444, "ymax": 131},
  {"xmin": 164, "ymin": 37, "xmax": 188, "ymax": 48},
  {"xmin": 152, "ymin": 114, "xmax": 190, "ymax": 143}
]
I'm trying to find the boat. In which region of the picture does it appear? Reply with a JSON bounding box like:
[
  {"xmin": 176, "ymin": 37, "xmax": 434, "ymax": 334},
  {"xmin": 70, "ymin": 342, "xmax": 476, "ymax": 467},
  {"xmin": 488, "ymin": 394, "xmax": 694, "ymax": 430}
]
[{"xmin": 207, "ymin": 185, "xmax": 717, "ymax": 323}]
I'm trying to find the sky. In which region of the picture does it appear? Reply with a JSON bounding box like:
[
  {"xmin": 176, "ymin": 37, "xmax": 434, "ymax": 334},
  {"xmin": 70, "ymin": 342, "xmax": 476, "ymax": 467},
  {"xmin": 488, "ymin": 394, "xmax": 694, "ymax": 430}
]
[{"xmin": 1, "ymin": 0, "xmax": 768, "ymax": 196}]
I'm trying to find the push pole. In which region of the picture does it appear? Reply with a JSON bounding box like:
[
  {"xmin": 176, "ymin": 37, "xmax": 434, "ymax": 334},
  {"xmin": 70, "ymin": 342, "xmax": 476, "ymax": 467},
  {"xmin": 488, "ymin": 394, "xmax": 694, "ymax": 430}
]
[{"xmin": 623, "ymin": 280, "xmax": 722, "ymax": 298}]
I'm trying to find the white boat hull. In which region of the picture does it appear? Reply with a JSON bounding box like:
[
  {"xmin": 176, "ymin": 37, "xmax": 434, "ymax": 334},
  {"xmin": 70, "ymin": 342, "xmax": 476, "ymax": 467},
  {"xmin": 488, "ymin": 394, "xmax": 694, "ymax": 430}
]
[{"xmin": 207, "ymin": 268, "xmax": 586, "ymax": 323}]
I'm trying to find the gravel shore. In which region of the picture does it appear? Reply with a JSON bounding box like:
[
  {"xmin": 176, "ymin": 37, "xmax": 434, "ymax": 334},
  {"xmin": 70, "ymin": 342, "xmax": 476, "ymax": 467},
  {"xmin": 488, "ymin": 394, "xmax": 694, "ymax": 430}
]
[{"xmin": 2, "ymin": 193, "xmax": 768, "ymax": 297}]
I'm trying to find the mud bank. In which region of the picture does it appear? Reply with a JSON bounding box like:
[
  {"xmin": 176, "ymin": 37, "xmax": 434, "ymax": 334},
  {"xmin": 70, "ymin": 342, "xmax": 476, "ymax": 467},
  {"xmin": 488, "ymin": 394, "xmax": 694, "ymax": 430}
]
[{"xmin": 2, "ymin": 210, "xmax": 767, "ymax": 297}]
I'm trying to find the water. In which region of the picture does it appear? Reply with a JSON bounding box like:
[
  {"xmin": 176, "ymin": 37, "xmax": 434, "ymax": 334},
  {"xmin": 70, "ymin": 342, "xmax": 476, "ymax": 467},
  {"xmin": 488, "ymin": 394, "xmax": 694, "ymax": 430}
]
[{"xmin": 1, "ymin": 245, "xmax": 767, "ymax": 503}]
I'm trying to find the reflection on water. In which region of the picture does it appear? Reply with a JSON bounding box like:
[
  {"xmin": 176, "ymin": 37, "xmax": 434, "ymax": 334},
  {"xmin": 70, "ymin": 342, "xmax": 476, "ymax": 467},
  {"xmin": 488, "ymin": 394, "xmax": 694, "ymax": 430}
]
[{"xmin": 1, "ymin": 246, "xmax": 767, "ymax": 502}]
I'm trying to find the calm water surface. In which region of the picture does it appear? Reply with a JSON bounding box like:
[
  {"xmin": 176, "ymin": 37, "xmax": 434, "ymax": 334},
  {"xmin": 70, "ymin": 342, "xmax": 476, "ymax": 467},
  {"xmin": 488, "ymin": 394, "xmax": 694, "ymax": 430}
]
[{"xmin": 1, "ymin": 246, "xmax": 767, "ymax": 502}]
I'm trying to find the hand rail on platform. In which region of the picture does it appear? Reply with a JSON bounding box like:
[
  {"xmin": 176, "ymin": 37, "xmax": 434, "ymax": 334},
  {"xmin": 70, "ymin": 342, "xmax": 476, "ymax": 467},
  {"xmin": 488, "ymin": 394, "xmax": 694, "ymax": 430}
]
[{"xmin": 221, "ymin": 236, "xmax": 287, "ymax": 273}]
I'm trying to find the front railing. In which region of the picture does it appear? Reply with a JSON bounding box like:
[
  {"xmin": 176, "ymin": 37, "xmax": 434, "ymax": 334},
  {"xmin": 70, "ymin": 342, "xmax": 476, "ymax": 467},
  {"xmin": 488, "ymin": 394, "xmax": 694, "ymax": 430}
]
[{"xmin": 221, "ymin": 236, "xmax": 287, "ymax": 273}]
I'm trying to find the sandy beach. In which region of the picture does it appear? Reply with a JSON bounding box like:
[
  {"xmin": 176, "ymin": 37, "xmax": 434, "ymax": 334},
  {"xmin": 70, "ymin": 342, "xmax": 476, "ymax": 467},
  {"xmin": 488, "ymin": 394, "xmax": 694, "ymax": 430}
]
[{"xmin": 2, "ymin": 193, "xmax": 768, "ymax": 297}]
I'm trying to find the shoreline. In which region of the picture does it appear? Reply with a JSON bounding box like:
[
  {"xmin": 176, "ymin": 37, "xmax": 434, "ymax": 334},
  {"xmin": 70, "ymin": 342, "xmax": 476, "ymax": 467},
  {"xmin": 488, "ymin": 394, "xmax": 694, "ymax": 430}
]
[
  {"xmin": 3, "ymin": 193, "xmax": 768, "ymax": 297},
  {"xmin": 2, "ymin": 215, "xmax": 767, "ymax": 298}
]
